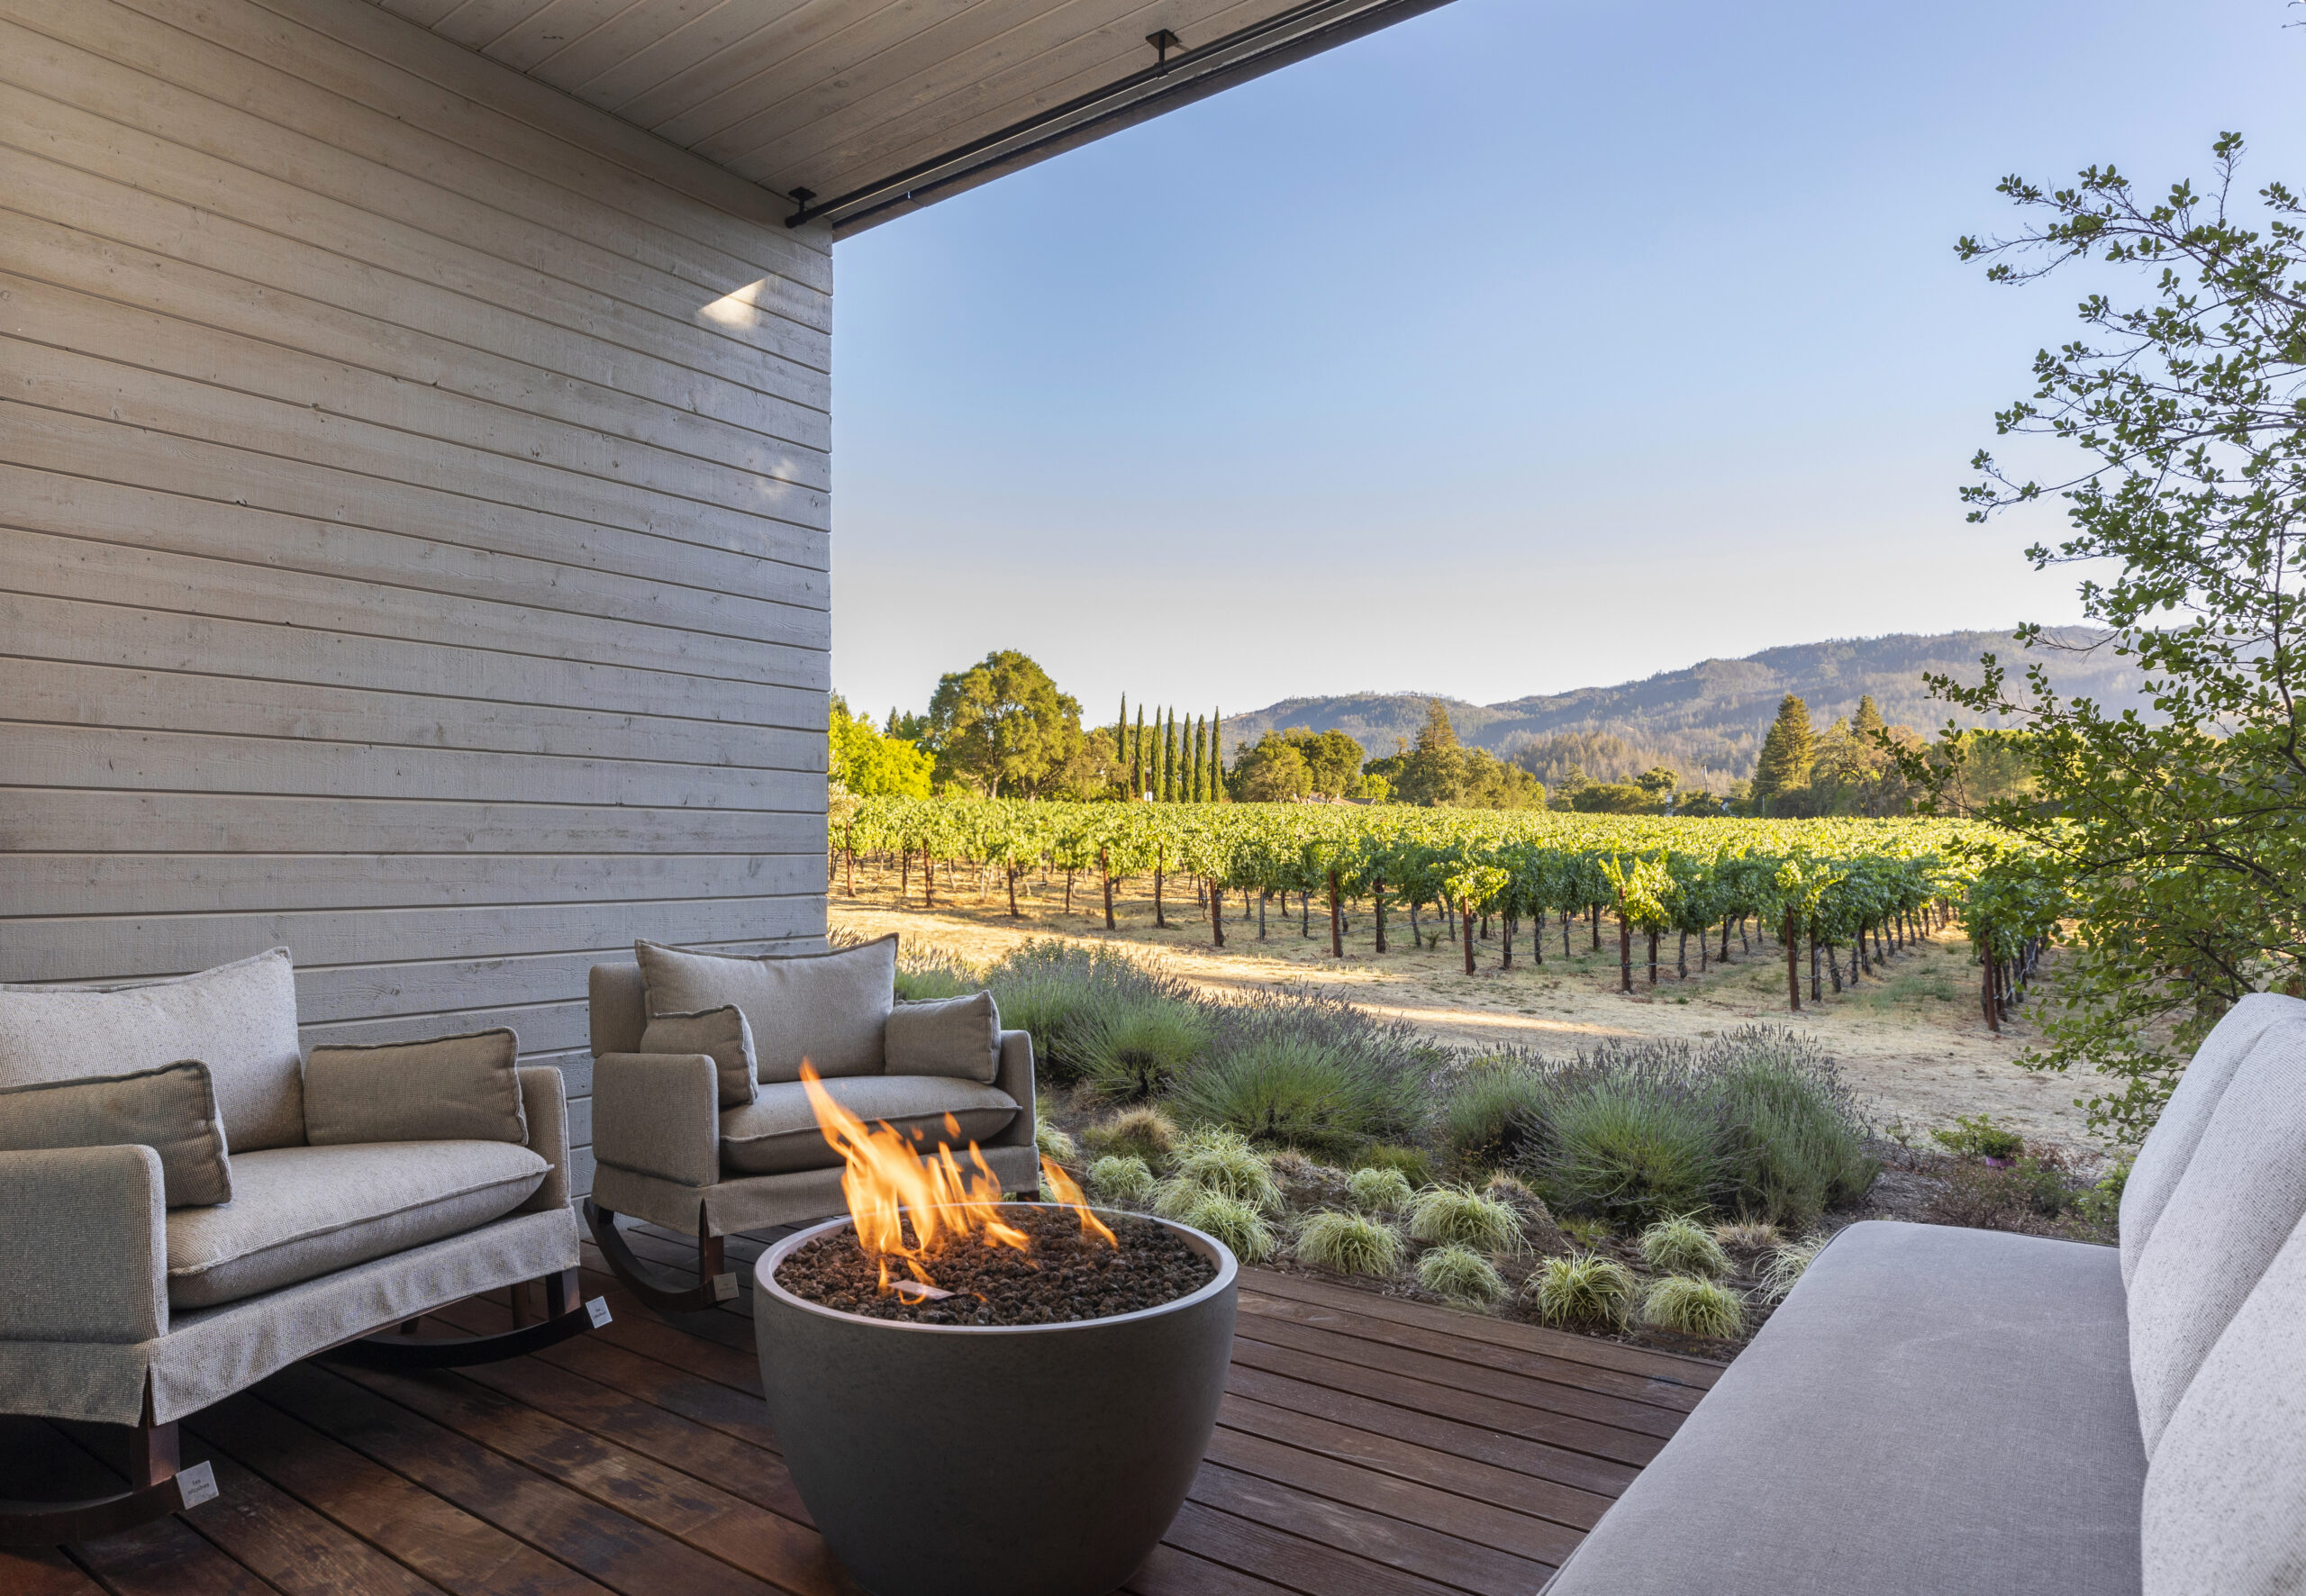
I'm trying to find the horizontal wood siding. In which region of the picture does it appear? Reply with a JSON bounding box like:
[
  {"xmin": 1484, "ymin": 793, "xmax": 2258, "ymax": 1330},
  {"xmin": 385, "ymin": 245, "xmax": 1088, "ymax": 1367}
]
[{"xmin": 0, "ymin": 0, "xmax": 835, "ymax": 1195}]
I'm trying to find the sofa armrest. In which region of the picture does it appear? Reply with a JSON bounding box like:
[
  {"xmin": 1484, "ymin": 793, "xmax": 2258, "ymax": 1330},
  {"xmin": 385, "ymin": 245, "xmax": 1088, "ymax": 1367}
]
[
  {"xmin": 517, "ymin": 1065, "xmax": 572, "ymax": 1213},
  {"xmin": 594, "ymin": 1053, "xmax": 720, "ymax": 1188},
  {"xmin": 992, "ymin": 1029, "xmax": 1039, "ymax": 1149},
  {"xmin": 0, "ymin": 1146, "xmax": 168, "ymax": 1343}
]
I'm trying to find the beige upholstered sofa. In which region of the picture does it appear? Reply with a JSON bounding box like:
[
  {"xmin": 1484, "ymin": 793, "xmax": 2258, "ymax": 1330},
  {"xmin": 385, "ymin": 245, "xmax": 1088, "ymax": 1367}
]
[
  {"xmin": 585, "ymin": 935, "xmax": 1039, "ymax": 1310},
  {"xmin": 1542, "ymin": 992, "xmax": 2306, "ymax": 1596},
  {"xmin": 0, "ymin": 948, "xmax": 601, "ymax": 1545}
]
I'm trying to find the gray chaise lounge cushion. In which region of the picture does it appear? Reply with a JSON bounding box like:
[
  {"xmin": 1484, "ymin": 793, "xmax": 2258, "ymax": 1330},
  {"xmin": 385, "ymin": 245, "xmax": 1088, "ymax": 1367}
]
[
  {"xmin": 166, "ymin": 1140, "xmax": 548, "ymax": 1309},
  {"xmin": 636, "ymin": 937, "xmax": 895, "ymax": 1082},
  {"xmin": 1542, "ymin": 1220, "xmax": 2143, "ymax": 1596},
  {"xmin": 0, "ymin": 1061, "xmax": 232, "ymax": 1207},
  {"xmin": 720, "ymin": 1076, "xmax": 1021, "ymax": 1176},
  {"xmin": 885, "ymin": 993, "xmax": 1002, "ymax": 1084},
  {"xmin": 304, "ymin": 1028, "xmax": 529, "ymax": 1147},
  {"xmin": 640, "ymin": 1006, "xmax": 758, "ymax": 1108},
  {"xmin": 0, "ymin": 948, "xmax": 305, "ymax": 1152}
]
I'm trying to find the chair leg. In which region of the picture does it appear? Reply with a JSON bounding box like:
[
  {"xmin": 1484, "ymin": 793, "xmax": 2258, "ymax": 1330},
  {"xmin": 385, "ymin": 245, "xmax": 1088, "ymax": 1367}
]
[
  {"xmin": 585, "ymin": 1200, "xmax": 740, "ymax": 1314},
  {"xmin": 322, "ymin": 1267, "xmax": 610, "ymax": 1372},
  {"xmin": 0, "ymin": 1404, "xmax": 218, "ymax": 1546}
]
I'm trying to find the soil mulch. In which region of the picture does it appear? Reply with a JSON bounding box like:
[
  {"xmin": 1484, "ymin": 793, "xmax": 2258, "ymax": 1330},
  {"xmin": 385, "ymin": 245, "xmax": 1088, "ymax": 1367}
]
[{"xmin": 776, "ymin": 1209, "xmax": 1216, "ymax": 1327}]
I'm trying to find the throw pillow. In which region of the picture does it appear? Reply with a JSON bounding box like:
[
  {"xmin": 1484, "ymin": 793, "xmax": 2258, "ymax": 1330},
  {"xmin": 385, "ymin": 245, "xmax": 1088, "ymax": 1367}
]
[
  {"xmin": 304, "ymin": 1028, "xmax": 529, "ymax": 1146},
  {"xmin": 640, "ymin": 1005, "xmax": 759, "ymax": 1108},
  {"xmin": 634, "ymin": 936, "xmax": 895, "ymax": 1083},
  {"xmin": 885, "ymin": 992, "xmax": 1002, "ymax": 1084},
  {"xmin": 0, "ymin": 1060, "xmax": 232, "ymax": 1207}
]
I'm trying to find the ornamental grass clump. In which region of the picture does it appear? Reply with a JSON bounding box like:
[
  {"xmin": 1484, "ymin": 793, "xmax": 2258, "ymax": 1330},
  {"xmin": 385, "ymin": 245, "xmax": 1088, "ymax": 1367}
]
[
  {"xmin": 984, "ymin": 940, "xmax": 1194, "ymax": 1084},
  {"xmin": 1346, "ymin": 1165, "xmax": 1415, "ymax": 1215},
  {"xmin": 1709, "ymin": 1030, "xmax": 1878, "ymax": 1227},
  {"xmin": 1438, "ymin": 1056, "xmax": 1549, "ymax": 1170},
  {"xmin": 1170, "ymin": 989, "xmax": 1428, "ymax": 1158},
  {"xmin": 1171, "ymin": 1191, "xmax": 1275, "ymax": 1264},
  {"xmin": 1294, "ymin": 1211, "xmax": 1403, "ymax": 1277},
  {"xmin": 1156, "ymin": 1129, "xmax": 1285, "ymax": 1215},
  {"xmin": 1417, "ymin": 1244, "xmax": 1507, "ymax": 1305},
  {"xmin": 1081, "ymin": 1105, "xmax": 1180, "ymax": 1170},
  {"xmin": 1639, "ymin": 1214, "xmax": 1730, "ymax": 1278},
  {"xmin": 891, "ymin": 945, "xmax": 981, "ymax": 1002},
  {"xmin": 1757, "ymin": 1232, "xmax": 1830, "ymax": 1304},
  {"xmin": 1408, "ymin": 1183, "xmax": 1523, "ymax": 1253},
  {"xmin": 1075, "ymin": 994, "xmax": 1212, "ymax": 1102},
  {"xmin": 1525, "ymin": 1252, "xmax": 1639, "ymax": 1328},
  {"xmin": 1034, "ymin": 1117, "xmax": 1078, "ymax": 1164},
  {"xmin": 1714, "ymin": 1220, "xmax": 1783, "ymax": 1252},
  {"xmin": 1640, "ymin": 1274, "xmax": 1747, "ymax": 1339},
  {"xmin": 1088, "ymin": 1155, "xmax": 1157, "ymax": 1205}
]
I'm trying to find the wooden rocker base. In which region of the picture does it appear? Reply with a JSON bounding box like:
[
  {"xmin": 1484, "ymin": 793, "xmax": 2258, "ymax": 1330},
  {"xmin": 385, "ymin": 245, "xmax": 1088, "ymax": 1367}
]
[
  {"xmin": 0, "ymin": 1402, "xmax": 218, "ymax": 1547},
  {"xmin": 586, "ymin": 1199, "xmax": 740, "ymax": 1314},
  {"xmin": 323, "ymin": 1268, "xmax": 611, "ymax": 1371}
]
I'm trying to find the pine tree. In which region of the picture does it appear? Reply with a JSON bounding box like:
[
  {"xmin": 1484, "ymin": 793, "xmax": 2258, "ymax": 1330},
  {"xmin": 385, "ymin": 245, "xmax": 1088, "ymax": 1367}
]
[
  {"xmin": 1751, "ymin": 694, "xmax": 1817, "ymax": 813},
  {"xmin": 1853, "ymin": 694, "xmax": 1886, "ymax": 739}
]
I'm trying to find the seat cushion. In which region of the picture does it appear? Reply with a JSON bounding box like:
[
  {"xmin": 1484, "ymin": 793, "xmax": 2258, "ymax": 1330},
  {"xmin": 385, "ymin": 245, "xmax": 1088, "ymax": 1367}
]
[
  {"xmin": 885, "ymin": 992, "xmax": 1001, "ymax": 1084},
  {"xmin": 304, "ymin": 1028, "xmax": 528, "ymax": 1146},
  {"xmin": 2142, "ymin": 1207, "xmax": 2306, "ymax": 1596},
  {"xmin": 0, "ymin": 948, "xmax": 304, "ymax": 1152},
  {"xmin": 166, "ymin": 1141, "xmax": 547, "ymax": 1309},
  {"xmin": 0, "ymin": 1061, "xmax": 232, "ymax": 1207},
  {"xmin": 1543, "ymin": 1221, "xmax": 2143, "ymax": 1596},
  {"xmin": 720, "ymin": 1076, "xmax": 1021, "ymax": 1176},
  {"xmin": 2127, "ymin": 1005, "xmax": 2306, "ymax": 1453},
  {"xmin": 636, "ymin": 936, "xmax": 894, "ymax": 1082},
  {"xmin": 2122, "ymin": 993, "xmax": 2303, "ymax": 1284}
]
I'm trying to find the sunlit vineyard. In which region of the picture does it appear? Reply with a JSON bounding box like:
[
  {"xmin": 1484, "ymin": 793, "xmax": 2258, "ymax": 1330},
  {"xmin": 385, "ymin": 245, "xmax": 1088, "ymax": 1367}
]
[{"xmin": 837, "ymin": 799, "xmax": 2066, "ymax": 1016}]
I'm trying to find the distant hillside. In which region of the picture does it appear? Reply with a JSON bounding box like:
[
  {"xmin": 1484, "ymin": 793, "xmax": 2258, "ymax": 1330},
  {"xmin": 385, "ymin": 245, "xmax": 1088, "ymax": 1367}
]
[{"xmin": 1222, "ymin": 630, "xmax": 2146, "ymax": 784}]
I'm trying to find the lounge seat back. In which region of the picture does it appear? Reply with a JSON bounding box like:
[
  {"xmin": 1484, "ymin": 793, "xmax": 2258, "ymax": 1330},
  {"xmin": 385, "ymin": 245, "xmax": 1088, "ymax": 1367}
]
[{"xmin": 590, "ymin": 963, "xmax": 650, "ymax": 1057}]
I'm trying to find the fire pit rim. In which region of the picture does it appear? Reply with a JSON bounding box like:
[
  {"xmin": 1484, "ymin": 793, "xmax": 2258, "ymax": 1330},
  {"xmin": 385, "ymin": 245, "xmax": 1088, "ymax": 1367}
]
[{"xmin": 756, "ymin": 1202, "xmax": 1238, "ymax": 1335}]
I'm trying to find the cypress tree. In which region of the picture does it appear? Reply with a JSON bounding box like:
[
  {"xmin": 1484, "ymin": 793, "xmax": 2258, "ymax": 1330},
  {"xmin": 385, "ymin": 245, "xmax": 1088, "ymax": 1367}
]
[
  {"xmin": 1163, "ymin": 709, "xmax": 1178, "ymax": 803},
  {"xmin": 1118, "ymin": 693, "xmax": 1129, "ymax": 794},
  {"xmin": 1191, "ymin": 716, "xmax": 1205, "ymax": 802},
  {"xmin": 1133, "ymin": 705, "xmax": 1147, "ymax": 798},
  {"xmin": 1212, "ymin": 709, "xmax": 1225, "ymax": 799}
]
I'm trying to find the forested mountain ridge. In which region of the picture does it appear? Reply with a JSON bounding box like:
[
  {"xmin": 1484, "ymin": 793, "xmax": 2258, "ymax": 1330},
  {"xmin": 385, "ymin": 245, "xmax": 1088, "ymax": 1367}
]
[{"xmin": 1224, "ymin": 630, "xmax": 2142, "ymax": 784}]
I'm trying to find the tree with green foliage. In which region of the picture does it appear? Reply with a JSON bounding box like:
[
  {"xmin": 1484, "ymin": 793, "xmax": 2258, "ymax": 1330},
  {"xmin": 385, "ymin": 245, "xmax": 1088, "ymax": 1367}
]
[
  {"xmin": 1131, "ymin": 703, "xmax": 1146, "ymax": 798},
  {"xmin": 1233, "ymin": 733, "xmax": 1315, "ymax": 801},
  {"xmin": 1163, "ymin": 709, "xmax": 1179, "ymax": 803},
  {"xmin": 1192, "ymin": 715, "xmax": 1207, "ymax": 803},
  {"xmin": 1285, "ymin": 729, "xmax": 1366, "ymax": 797},
  {"xmin": 1212, "ymin": 710, "xmax": 1226, "ymax": 799},
  {"xmin": 1750, "ymin": 695, "xmax": 1816, "ymax": 813},
  {"xmin": 829, "ymin": 694, "xmax": 934, "ymax": 797},
  {"xmin": 1389, "ymin": 699, "xmax": 1466, "ymax": 806},
  {"xmin": 921, "ymin": 650, "xmax": 1085, "ymax": 798},
  {"xmin": 1911, "ymin": 133, "xmax": 2306, "ymax": 1139}
]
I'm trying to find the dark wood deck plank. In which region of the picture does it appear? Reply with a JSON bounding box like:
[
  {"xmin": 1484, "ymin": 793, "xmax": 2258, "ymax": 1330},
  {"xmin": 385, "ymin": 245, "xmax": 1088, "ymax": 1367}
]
[
  {"xmin": 171, "ymin": 1442, "xmax": 448, "ymax": 1596},
  {"xmin": 33, "ymin": 1421, "xmax": 280, "ymax": 1596},
  {"xmin": 0, "ymin": 1547, "xmax": 107, "ymax": 1596},
  {"xmin": 1160, "ymin": 1499, "xmax": 1467, "ymax": 1596},
  {"xmin": 1123, "ymin": 1542, "xmax": 1303, "ymax": 1596}
]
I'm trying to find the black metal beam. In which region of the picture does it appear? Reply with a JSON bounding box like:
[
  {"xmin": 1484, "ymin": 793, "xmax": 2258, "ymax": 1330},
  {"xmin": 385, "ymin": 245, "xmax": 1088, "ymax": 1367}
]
[{"xmin": 785, "ymin": 0, "xmax": 1458, "ymax": 236}]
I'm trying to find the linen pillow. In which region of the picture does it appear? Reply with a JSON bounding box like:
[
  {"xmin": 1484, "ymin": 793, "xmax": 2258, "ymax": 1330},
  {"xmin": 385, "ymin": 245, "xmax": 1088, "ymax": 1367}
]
[
  {"xmin": 0, "ymin": 948, "xmax": 304, "ymax": 1152},
  {"xmin": 885, "ymin": 992, "xmax": 1001, "ymax": 1084},
  {"xmin": 640, "ymin": 1005, "xmax": 759, "ymax": 1108},
  {"xmin": 635, "ymin": 937, "xmax": 895, "ymax": 1083},
  {"xmin": 0, "ymin": 1060, "xmax": 232, "ymax": 1207},
  {"xmin": 303, "ymin": 1028, "xmax": 529, "ymax": 1147}
]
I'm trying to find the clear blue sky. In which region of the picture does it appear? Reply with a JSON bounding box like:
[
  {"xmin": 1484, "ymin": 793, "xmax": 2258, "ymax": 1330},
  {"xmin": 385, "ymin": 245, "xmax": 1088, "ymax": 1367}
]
[{"xmin": 831, "ymin": 0, "xmax": 2303, "ymax": 726}]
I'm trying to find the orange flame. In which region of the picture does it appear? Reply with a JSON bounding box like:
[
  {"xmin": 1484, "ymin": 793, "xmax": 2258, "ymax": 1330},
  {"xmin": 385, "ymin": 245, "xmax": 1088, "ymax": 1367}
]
[
  {"xmin": 1040, "ymin": 1157, "xmax": 1118, "ymax": 1247},
  {"xmin": 800, "ymin": 1065, "xmax": 1114, "ymax": 1293}
]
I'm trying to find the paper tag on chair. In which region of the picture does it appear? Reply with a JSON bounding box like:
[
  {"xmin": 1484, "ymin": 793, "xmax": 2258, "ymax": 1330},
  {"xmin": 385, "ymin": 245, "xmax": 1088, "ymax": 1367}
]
[
  {"xmin": 176, "ymin": 1460, "xmax": 220, "ymax": 1510},
  {"xmin": 710, "ymin": 1272, "xmax": 740, "ymax": 1302},
  {"xmin": 586, "ymin": 1297, "xmax": 613, "ymax": 1328}
]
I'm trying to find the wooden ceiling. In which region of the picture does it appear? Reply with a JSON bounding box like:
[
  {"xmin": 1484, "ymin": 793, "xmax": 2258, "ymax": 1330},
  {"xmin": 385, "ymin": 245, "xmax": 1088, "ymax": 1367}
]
[{"xmin": 370, "ymin": 0, "xmax": 1449, "ymax": 233}]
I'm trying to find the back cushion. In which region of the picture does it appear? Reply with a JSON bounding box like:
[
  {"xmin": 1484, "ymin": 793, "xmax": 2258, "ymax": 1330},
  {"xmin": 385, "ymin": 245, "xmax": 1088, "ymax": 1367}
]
[
  {"xmin": 0, "ymin": 948, "xmax": 305, "ymax": 1152},
  {"xmin": 2127, "ymin": 1008, "xmax": 2306, "ymax": 1453},
  {"xmin": 2123, "ymin": 993, "xmax": 2302, "ymax": 1284},
  {"xmin": 635, "ymin": 936, "xmax": 894, "ymax": 1083},
  {"xmin": 2139, "ymin": 1207, "xmax": 2306, "ymax": 1596}
]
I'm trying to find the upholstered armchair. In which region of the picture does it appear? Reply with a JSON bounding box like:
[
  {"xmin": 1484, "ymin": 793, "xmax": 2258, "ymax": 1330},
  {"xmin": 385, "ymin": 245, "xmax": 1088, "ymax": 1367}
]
[
  {"xmin": 0, "ymin": 949, "xmax": 606, "ymax": 1544},
  {"xmin": 584, "ymin": 935, "xmax": 1039, "ymax": 1312}
]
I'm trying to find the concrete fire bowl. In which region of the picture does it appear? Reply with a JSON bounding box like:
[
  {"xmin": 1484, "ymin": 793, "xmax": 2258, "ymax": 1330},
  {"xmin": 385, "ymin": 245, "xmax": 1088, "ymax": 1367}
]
[{"xmin": 753, "ymin": 1205, "xmax": 1238, "ymax": 1596}]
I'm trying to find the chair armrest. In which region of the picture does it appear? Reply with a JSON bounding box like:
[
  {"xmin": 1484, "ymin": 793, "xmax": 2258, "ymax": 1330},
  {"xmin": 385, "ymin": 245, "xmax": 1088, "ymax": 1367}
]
[
  {"xmin": 594, "ymin": 1053, "xmax": 720, "ymax": 1187},
  {"xmin": 0, "ymin": 1146, "xmax": 168, "ymax": 1343},
  {"xmin": 992, "ymin": 1029, "xmax": 1038, "ymax": 1149},
  {"xmin": 516, "ymin": 1066, "xmax": 571, "ymax": 1213}
]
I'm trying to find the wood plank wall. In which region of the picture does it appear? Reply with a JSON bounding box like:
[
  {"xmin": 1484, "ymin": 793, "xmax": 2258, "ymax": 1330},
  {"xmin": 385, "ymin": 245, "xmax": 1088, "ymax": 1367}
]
[{"xmin": 0, "ymin": 0, "xmax": 835, "ymax": 1194}]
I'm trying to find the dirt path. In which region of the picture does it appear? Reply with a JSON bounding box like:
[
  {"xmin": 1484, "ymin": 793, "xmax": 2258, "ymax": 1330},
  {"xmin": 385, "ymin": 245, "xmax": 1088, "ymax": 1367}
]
[{"xmin": 830, "ymin": 866, "xmax": 2115, "ymax": 1153}]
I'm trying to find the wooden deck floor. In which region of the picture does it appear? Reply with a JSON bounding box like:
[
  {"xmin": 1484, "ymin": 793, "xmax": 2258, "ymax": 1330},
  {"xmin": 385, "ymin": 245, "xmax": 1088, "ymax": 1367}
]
[{"xmin": 1, "ymin": 1221, "xmax": 1721, "ymax": 1596}]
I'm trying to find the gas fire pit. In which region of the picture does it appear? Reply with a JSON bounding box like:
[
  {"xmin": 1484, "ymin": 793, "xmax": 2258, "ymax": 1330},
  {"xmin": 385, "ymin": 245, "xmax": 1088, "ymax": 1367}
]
[{"xmin": 752, "ymin": 1072, "xmax": 1239, "ymax": 1596}]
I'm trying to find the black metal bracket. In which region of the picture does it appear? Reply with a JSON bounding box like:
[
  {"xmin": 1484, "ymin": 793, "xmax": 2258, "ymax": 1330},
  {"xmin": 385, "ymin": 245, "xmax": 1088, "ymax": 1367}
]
[
  {"xmin": 1147, "ymin": 28, "xmax": 1183, "ymax": 68},
  {"xmin": 785, "ymin": 186, "xmax": 816, "ymax": 224}
]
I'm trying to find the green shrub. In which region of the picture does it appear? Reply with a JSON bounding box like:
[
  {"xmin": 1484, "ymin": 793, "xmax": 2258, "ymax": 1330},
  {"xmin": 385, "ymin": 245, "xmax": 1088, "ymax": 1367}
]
[
  {"xmin": 1529, "ymin": 1070, "xmax": 1723, "ymax": 1226},
  {"xmin": 1639, "ymin": 1214, "xmax": 1730, "ymax": 1278},
  {"xmin": 1416, "ymin": 1244, "xmax": 1507, "ymax": 1304},
  {"xmin": 1087, "ymin": 1155, "xmax": 1157, "ymax": 1204},
  {"xmin": 1075, "ymin": 994, "xmax": 1212, "ymax": 1101},
  {"xmin": 1930, "ymin": 1113, "xmax": 2027, "ymax": 1161},
  {"xmin": 1757, "ymin": 1232, "xmax": 1829, "ymax": 1304},
  {"xmin": 1356, "ymin": 1144, "xmax": 1436, "ymax": 1186},
  {"xmin": 1560, "ymin": 1216, "xmax": 1615, "ymax": 1248},
  {"xmin": 1526, "ymin": 1252, "xmax": 1639, "ymax": 1328},
  {"xmin": 1170, "ymin": 1191, "xmax": 1275, "ymax": 1263},
  {"xmin": 1034, "ymin": 1117, "xmax": 1078, "ymax": 1164},
  {"xmin": 2077, "ymin": 1157, "xmax": 2131, "ymax": 1229},
  {"xmin": 1709, "ymin": 1031, "xmax": 1879, "ymax": 1226},
  {"xmin": 893, "ymin": 946, "xmax": 981, "ymax": 1002},
  {"xmin": 1294, "ymin": 1211, "xmax": 1403, "ymax": 1276},
  {"xmin": 1080, "ymin": 1105, "xmax": 1181, "ymax": 1169},
  {"xmin": 1157, "ymin": 1129, "xmax": 1285, "ymax": 1214},
  {"xmin": 1169, "ymin": 990, "xmax": 1428, "ymax": 1157},
  {"xmin": 1346, "ymin": 1165, "xmax": 1416, "ymax": 1215},
  {"xmin": 1439, "ymin": 1060, "xmax": 1549, "ymax": 1169},
  {"xmin": 1640, "ymin": 1274, "xmax": 1746, "ymax": 1338},
  {"xmin": 1408, "ymin": 1184, "xmax": 1523, "ymax": 1252},
  {"xmin": 985, "ymin": 940, "xmax": 1193, "ymax": 1084}
]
